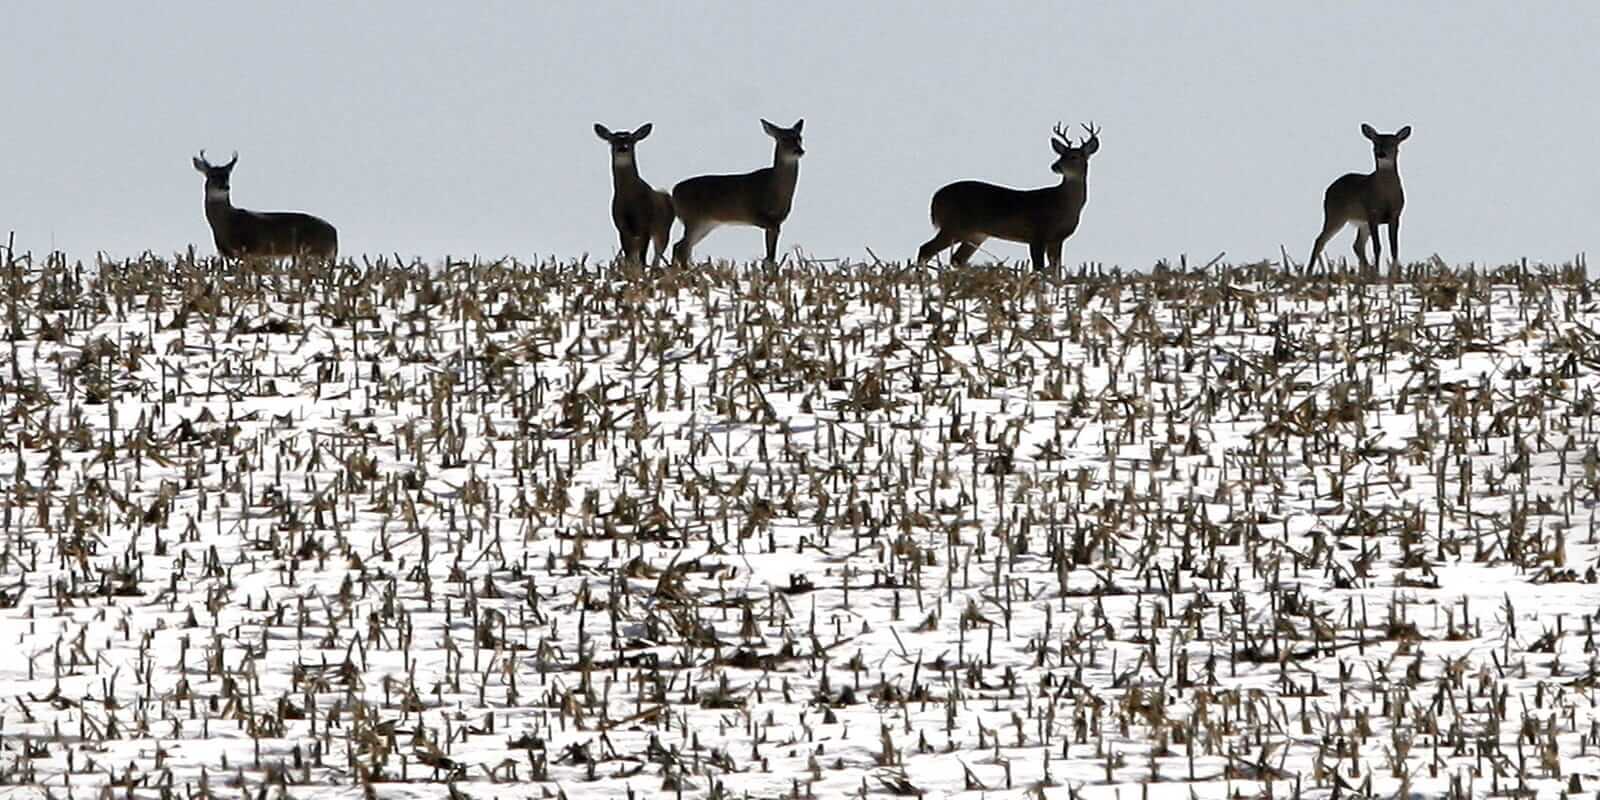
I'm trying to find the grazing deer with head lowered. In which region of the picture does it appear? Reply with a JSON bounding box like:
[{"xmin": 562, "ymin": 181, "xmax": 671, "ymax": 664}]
[
  {"xmin": 917, "ymin": 122, "xmax": 1099, "ymax": 272},
  {"xmin": 671, "ymin": 118, "xmax": 804, "ymax": 265},
  {"xmin": 594, "ymin": 122, "xmax": 675, "ymax": 266},
  {"xmin": 192, "ymin": 151, "xmax": 338, "ymax": 260},
  {"xmin": 1308, "ymin": 123, "xmax": 1411, "ymax": 274}
]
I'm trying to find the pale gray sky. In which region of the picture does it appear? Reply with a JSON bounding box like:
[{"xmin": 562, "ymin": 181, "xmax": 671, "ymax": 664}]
[{"xmin": 3, "ymin": 2, "xmax": 1597, "ymax": 267}]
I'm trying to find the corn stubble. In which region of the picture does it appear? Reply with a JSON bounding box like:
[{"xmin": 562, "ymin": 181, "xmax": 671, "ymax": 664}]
[{"xmin": 0, "ymin": 240, "xmax": 1597, "ymax": 799}]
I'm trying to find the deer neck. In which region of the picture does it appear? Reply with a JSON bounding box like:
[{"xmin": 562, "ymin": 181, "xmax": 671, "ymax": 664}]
[
  {"xmin": 204, "ymin": 188, "xmax": 237, "ymax": 229},
  {"xmin": 1056, "ymin": 169, "xmax": 1088, "ymax": 199},
  {"xmin": 611, "ymin": 157, "xmax": 646, "ymax": 195},
  {"xmin": 769, "ymin": 147, "xmax": 800, "ymax": 201},
  {"xmin": 1372, "ymin": 156, "xmax": 1401, "ymax": 183}
]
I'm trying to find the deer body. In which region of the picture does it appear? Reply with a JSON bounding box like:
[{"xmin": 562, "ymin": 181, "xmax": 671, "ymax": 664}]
[
  {"xmin": 1308, "ymin": 124, "xmax": 1410, "ymax": 274},
  {"xmin": 917, "ymin": 123, "xmax": 1098, "ymax": 271},
  {"xmin": 671, "ymin": 118, "xmax": 804, "ymax": 265},
  {"xmin": 594, "ymin": 123, "xmax": 674, "ymax": 265},
  {"xmin": 193, "ymin": 152, "xmax": 337, "ymax": 260}
]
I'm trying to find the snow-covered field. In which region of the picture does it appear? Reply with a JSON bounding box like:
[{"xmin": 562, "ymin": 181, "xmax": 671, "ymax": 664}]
[{"xmin": 1, "ymin": 253, "xmax": 1597, "ymax": 799}]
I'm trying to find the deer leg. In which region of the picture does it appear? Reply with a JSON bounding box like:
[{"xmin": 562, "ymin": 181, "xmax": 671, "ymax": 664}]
[
  {"xmin": 1387, "ymin": 217, "xmax": 1401, "ymax": 276},
  {"xmin": 1351, "ymin": 223, "xmax": 1372, "ymax": 274},
  {"xmin": 618, "ymin": 231, "xmax": 634, "ymax": 264},
  {"xmin": 672, "ymin": 222, "xmax": 714, "ymax": 266},
  {"xmin": 951, "ymin": 239, "xmax": 983, "ymax": 267},
  {"xmin": 654, "ymin": 194, "xmax": 676, "ymax": 268},
  {"xmin": 1048, "ymin": 240, "xmax": 1064, "ymax": 272},
  {"xmin": 1308, "ymin": 216, "xmax": 1341, "ymax": 275},
  {"xmin": 651, "ymin": 225, "xmax": 671, "ymax": 268},
  {"xmin": 1028, "ymin": 241, "xmax": 1047, "ymax": 272},
  {"xmin": 764, "ymin": 227, "xmax": 781, "ymax": 266},
  {"xmin": 1366, "ymin": 215, "xmax": 1382, "ymax": 277},
  {"xmin": 916, "ymin": 229, "xmax": 957, "ymax": 264}
]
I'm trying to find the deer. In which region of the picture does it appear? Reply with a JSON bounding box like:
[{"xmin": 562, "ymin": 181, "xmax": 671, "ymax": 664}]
[
  {"xmin": 593, "ymin": 123, "xmax": 675, "ymax": 266},
  {"xmin": 670, "ymin": 118, "xmax": 804, "ymax": 266},
  {"xmin": 916, "ymin": 123, "xmax": 1099, "ymax": 272},
  {"xmin": 191, "ymin": 151, "xmax": 338, "ymax": 260},
  {"xmin": 1307, "ymin": 123, "xmax": 1411, "ymax": 275}
]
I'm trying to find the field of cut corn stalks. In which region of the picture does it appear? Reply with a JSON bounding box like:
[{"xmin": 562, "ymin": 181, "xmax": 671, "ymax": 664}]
[{"xmin": 1, "ymin": 246, "xmax": 1598, "ymax": 799}]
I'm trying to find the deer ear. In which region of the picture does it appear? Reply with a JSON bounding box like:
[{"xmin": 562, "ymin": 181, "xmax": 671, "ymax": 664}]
[
  {"xmin": 792, "ymin": 119, "xmax": 803, "ymax": 133},
  {"xmin": 1361, "ymin": 123, "xmax": 1378, "ymax": 141},
  {"xmin": 761, "ymin": 118, "xmax": 781, "ymax": 137},
  {"xmin": 192, "ymin": 157, "xmax": 208, "ymax": 173},
  {"xmin": 1051, "ymin": 137, "xmax": 1069, "ymax": 156},
  {"xmin": 594, "ymin": 123, "xmax": 612, "ymax": 141},
  {"xmin": 1395, "ymin": 125, "xmax": 1411, "ymax": 141},
  {"xmin": 1082, "ymin": 137, "xmax": 1099, "ymax": 156},
  {"xmin": 633, "ymin": 123, "xmax": 652, "ymax": 140}
]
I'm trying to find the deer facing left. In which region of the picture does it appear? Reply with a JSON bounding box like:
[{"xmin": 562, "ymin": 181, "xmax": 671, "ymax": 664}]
[
  {"xmin": 594, "ymin": 123, "xmax": 675, "ymax": 266},
  {"xmin": 192, "ymin": 151, "xmax": 338, "ymax": 260}
]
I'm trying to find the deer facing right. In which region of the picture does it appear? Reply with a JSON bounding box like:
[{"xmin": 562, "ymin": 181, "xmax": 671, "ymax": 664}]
[
  {"xmin": 917, "ymin": 122, "xmax": 1099, "ymax": 272},
  {"xmin": 670, "ymin": 118, "xmax": 804, "ymax": 266}
]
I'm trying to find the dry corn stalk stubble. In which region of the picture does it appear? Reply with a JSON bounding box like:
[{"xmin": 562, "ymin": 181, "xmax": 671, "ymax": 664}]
[{"xmin": 0, "ymin": 244, "xmax": 1597, "ymax": 799}]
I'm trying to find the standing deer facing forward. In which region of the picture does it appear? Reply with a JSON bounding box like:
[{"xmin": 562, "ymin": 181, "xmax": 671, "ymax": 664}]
[
  {"xmin": 671, "ymin": 118, "xmax": 804, "ymax": 266},
  {"xmin": 917, "ymin": 122, "xmax": 1099, "ymax": 271},
  {"xmin": 594, "ymin": 123, "xmax": 674, "ymax": 266},
  {"xmin": 192, "ymin": 151, "xmax": 338, "ymax": 260},
  {"xmin": 1308, "ymin": 124, "xmax": 1410, "ymax": 274}
]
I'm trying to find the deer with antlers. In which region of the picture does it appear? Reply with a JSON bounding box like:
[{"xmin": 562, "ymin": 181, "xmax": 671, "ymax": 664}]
[{"xmin": 916, "ymin": 122, "xmax": 1099, "ymax": 271}]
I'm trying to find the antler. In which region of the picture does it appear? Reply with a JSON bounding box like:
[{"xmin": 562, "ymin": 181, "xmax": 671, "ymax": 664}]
[
  {"xmin": 224, "ymin": 151, "xmax": 239, "ymax": 169},
  {"xmin": 1079, "ymin": 121, "xmax": 1101, "ymax": 142},
  {"xmin": 197, "ymin": 149, "xmax": 210, "ymax": 167},
  {"xmin": 1052, "ymin": 121, "xmax": 1073, "ymax": 145}
]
